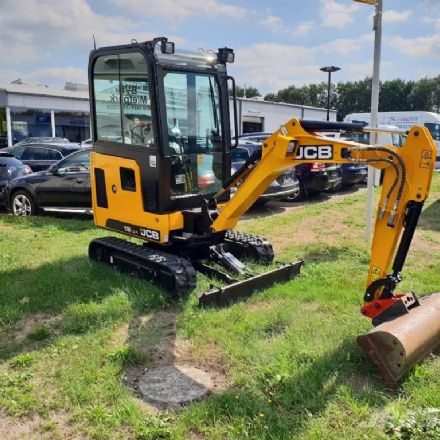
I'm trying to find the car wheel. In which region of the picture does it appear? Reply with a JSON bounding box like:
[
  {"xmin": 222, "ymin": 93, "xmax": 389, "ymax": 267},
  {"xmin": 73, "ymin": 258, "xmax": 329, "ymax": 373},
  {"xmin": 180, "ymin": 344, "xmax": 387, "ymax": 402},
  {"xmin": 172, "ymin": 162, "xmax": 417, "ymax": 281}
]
[
  {"xmin": 294, "ymin": 181, "xmax": 307, "ymax": 201},
  {"xmin": 11, "ymin": 190, "xmax": 36, "ymax": 217}
]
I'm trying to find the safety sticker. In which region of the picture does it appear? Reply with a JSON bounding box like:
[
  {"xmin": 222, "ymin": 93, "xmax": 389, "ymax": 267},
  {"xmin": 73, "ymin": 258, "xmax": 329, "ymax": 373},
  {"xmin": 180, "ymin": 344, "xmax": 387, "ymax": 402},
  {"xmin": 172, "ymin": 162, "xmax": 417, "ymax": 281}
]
[
  {"xmin": 175, "ymin": 174, "xmax": 186, "ymax": 184},
  {"xmin": 420, "ymin": 150, "xmax": 432, "ymax": 169},
  {"xmin": 371, "ymin": 266, "xmax": 381, "ymax": 281},
  {"xmin": 149, "ymin": 155, "xmax": 157, "ymax": 168}
]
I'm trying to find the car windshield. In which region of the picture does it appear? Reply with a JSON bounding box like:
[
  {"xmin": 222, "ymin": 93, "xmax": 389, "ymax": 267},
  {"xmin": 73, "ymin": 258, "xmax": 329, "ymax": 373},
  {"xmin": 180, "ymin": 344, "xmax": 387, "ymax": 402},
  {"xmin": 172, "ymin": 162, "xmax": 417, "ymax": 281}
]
[
  {"xmin": 232, "ymin": 148, "xmax": 250, "ymax": 161},
  {"xmin": 425, "ymin": 123, "xmax": 440, "ymax": 141},
  {"xmin": 57, "ymin": 151, "xmax": 90, "ymax": 173}
]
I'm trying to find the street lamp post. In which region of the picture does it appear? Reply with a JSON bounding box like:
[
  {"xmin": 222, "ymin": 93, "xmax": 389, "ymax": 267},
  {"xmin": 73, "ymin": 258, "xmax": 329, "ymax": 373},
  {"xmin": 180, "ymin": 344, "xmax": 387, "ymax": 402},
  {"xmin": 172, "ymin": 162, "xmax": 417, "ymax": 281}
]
[
  {"xmin": 320, "ymin": 66, "xmax": 340, "ymax": 121},
  {"xmin": 354, "ymin": 0, "xmax": 383, "ymax": 243}
]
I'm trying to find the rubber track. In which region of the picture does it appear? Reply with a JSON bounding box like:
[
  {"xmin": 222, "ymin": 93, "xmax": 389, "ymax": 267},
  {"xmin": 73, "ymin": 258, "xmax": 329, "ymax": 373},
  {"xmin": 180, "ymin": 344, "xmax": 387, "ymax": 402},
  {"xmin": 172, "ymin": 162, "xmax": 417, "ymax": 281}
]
[
  {"xmin": 224, "ymin": 230, "xmax": 274, "ymax": 264},
  {"xmin": 89, "ymin": 236, "xmax": 196, "ymax": 295}
]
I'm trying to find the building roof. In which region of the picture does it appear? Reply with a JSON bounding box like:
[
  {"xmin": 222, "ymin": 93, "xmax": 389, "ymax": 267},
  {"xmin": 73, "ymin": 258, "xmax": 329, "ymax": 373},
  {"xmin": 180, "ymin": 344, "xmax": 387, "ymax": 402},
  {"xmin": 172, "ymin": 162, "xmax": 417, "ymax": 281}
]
[
  {"xmin": 236, "ymin": 96, "xmax": 337, "ymax": 113},
  {"xmin": 0, "ymin": 80, "xmax": 89, "ymax": 100}
]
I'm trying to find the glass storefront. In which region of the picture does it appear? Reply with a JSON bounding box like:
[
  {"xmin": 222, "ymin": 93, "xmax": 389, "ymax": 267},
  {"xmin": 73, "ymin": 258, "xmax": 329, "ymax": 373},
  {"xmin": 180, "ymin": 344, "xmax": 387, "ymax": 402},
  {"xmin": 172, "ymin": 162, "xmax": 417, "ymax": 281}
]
[
  {"xmin": 55, "ymin": 111, "xmax": 90, "ymax": 142},
  {"xmin": 0, "ymin": 108, "xmax": 91, "ymax": 145},
  {"xmin": 9, "ymin": 108, "xmax": 52, "ymax": 142},
  {"xmin": 0, "ymin": 108, "xmax": 7, "ymax": 147}
]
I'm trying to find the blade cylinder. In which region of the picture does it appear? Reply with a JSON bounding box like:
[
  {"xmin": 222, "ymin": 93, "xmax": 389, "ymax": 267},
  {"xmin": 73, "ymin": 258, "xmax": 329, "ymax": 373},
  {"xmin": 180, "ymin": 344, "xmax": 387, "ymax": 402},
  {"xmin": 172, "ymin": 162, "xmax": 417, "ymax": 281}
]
[{"xmin": 358, "ymin": 293, "xmax": 440, "ymax": 387}]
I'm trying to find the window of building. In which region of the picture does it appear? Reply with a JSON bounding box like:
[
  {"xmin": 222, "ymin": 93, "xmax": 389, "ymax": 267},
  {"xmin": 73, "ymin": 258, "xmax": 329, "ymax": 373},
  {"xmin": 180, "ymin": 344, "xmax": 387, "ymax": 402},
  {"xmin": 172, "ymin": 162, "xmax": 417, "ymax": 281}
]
[
  {"xmin": 0, "ymin": 108, "xmax": 7, "ymax": 147},
  {"xmin": 93, "ymin": 52, "xmax": 154, "ymax": 146},
  {"xmin": 10, "ymin": 108, "xmax": 52, "ymax": 143},
  {"xmin": 55, "ymin": 111, "xmax": 90, "ymax": 142}
]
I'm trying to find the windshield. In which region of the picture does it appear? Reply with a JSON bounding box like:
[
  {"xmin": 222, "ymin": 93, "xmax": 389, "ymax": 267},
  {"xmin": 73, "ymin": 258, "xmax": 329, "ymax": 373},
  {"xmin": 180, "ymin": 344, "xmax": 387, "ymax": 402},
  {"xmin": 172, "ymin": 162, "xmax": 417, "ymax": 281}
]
[
  {"xmin": 163, "ymin": 70, "xmax": 224, "ymax": 198},
  {"xmin": 425, "ymin": 123, "xmax": 440, "ymax": 141}
]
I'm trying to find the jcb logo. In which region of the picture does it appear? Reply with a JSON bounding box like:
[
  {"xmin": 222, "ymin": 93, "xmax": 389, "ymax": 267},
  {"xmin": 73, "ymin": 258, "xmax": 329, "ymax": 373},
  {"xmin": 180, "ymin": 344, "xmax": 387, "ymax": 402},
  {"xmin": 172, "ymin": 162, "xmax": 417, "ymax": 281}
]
[
  {"xmin": 296, "ymin": 145, "xmax": 333, "ymax": 160},
  {"xmin": 140, "ymin": 228, "xmax": 160, "ymax": 241}
]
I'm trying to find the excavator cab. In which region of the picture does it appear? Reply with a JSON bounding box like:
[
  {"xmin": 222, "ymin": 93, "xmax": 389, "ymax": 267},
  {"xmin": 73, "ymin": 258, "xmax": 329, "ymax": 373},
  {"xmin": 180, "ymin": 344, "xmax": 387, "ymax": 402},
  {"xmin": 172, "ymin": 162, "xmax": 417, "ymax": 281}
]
[{"xmin": 89, "ymin": 38, "xmax": 234, "ymax": 236}]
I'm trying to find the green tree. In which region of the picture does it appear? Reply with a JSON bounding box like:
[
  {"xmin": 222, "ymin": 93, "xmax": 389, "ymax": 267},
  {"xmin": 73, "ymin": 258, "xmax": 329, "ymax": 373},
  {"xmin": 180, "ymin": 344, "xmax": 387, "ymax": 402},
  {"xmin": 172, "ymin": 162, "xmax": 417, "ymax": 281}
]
[
  {"xmin": 336, "ymin": 78, "xmax": 372, "ymax": 119},
  {"xmin": 229, "ymin": 85, "xmax": 261, "ymax": 98},
  {"xmin": 408, "ymin": 78, "xmax": 433, "ymax": 111},
  {"xmin": 379, "ymin": 79, "xmax": 413, "ymax": 112}
]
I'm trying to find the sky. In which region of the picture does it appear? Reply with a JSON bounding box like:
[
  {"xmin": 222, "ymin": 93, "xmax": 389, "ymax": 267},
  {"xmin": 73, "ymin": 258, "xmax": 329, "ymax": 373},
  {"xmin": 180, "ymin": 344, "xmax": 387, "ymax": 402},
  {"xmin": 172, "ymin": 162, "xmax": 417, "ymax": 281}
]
[{"xmin": 0, "ymin": 0, "xmax": 439, "ymax": 94}]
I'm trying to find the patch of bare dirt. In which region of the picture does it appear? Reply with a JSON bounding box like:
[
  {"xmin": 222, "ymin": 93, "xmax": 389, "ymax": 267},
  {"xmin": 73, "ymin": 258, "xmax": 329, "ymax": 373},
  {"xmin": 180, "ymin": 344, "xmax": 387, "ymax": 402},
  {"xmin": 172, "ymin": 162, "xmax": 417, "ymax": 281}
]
[
  {"xmin": 411, "ymin": 231, "xmax": 440, "ymax": 254},
  {"xmin": 117, "ymin": 309, "xmax": 230, "ymax": 414},
  {"xmin": 269, "ymin": 206, "xmax": 364, "ymax": 254},
  {"xmin": 8, "ymin": 313, "xmax": 62, "ymax": 342},
  {"xmin": 0, "ymin": 410, "xmax": 85, "ymax": 440}
]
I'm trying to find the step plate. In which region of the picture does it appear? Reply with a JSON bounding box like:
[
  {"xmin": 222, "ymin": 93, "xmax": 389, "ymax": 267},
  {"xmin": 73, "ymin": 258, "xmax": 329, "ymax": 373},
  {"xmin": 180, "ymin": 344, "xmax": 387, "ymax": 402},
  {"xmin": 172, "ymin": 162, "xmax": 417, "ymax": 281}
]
[{"xmin": 198, "ymin": 260, "xmax": 303, "ymax": 307}]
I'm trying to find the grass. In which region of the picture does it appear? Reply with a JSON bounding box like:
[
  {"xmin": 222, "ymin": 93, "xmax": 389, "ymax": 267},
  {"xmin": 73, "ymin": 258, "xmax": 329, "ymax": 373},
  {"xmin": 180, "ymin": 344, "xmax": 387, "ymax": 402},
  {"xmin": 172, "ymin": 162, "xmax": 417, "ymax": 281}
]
[{"xmin": 0, "ymin": 177, "xmax": 439, "ymax": 439}]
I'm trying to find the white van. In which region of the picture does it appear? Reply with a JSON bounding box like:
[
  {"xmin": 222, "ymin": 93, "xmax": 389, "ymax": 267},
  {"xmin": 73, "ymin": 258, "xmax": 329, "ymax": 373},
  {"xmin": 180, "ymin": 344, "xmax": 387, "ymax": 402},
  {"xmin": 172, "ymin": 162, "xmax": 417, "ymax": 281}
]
[{"xmin": 344, "ymin": 111, "xmax": 440, "ymax": 169}]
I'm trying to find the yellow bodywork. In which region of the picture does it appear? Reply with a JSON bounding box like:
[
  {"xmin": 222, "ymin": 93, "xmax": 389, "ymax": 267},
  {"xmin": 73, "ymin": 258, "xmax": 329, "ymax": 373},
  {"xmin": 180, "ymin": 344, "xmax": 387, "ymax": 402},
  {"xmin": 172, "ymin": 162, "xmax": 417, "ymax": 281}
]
[{"xmin": 91, "ymin": 153, "xmax": 184, "ymax": 243}]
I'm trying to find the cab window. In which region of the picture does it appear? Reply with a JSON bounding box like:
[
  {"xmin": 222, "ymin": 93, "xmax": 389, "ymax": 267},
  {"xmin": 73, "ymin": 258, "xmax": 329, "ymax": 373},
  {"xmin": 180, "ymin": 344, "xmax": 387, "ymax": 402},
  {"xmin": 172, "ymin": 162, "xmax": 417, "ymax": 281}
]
[
  {"xmin": 93, "ymin": 52, "xmax": 154, "ymax": 147},
  {"xmin": 163, "ymin": 71, "xmax": 224, "ymax": 198}
]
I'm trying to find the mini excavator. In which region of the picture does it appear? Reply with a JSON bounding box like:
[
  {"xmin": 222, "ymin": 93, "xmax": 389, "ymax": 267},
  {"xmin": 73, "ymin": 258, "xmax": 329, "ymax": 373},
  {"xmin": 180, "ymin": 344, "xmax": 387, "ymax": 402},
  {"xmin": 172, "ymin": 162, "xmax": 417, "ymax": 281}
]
[{"xmin": 87, "ymin": 38, "xmax": 440, "ymax": 386}]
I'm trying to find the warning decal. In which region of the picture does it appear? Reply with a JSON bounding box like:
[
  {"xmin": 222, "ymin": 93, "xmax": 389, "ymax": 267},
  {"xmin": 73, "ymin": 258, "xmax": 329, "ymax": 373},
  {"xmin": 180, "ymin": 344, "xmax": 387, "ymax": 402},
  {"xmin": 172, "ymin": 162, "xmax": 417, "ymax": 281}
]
[
  {"xmin": 420, "ymin": 150, "xmax": 433, "ymax": 169},
  {"xmin": 371, "ymin": 266, "xmax": 381, "ymax": 281}
]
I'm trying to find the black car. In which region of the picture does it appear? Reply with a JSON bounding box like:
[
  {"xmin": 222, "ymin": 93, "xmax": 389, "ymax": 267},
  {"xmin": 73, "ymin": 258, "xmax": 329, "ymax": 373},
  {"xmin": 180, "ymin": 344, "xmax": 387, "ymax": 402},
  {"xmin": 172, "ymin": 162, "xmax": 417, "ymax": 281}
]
[
  {"xmin": 238, "ymin": 133, "xmax": 342, "ymax": 199},
  {"xmin": 4, "ymin": 143, "xmax": 81, "ymax": 172},
  {"xmin": 339, "ymin": 163, "xmax": 368, "ymax": 186},
  {"xmin": 6, "ymin": 149, "xmax": 91, "ymax": 216},
  {"xmin": 232, "ymin": 142, "xmax": 300, "ymax": 202},
  {"xmin": 295, "ymin": 162, "xmax": 341, "ymax": 198},
  {"xmin": 0, "ymin": 153, "xmax": 32, "ymax": 205}
]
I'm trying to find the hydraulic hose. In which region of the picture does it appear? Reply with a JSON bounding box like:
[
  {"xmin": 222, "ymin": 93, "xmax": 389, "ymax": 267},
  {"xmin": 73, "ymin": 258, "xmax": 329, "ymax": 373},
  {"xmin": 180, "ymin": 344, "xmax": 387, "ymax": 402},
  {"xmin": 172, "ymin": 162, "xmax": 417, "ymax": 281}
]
[
  {"xmin": 356, "ymin": 146, "xmax": 406, "ymax": 227},
  {"xmin": 362, "ymin": 158, "xmax": 400, "ymax": 219}
]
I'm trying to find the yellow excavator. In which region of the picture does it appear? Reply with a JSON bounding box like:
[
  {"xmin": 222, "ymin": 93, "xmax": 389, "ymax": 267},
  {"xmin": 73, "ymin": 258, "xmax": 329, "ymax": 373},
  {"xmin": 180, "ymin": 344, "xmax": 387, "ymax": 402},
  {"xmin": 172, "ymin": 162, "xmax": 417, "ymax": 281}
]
[{"xmin": 87, "ymin": 37, "xmax": 439, "ymax": 387}]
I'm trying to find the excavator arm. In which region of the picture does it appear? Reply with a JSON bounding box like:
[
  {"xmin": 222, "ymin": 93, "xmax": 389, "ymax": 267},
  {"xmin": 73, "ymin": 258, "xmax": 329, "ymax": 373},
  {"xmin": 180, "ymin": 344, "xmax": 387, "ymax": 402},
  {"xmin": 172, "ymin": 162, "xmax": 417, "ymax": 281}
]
[{"xmin": 211, "ymin": 119, "xmax": 437, "ymax": 325}]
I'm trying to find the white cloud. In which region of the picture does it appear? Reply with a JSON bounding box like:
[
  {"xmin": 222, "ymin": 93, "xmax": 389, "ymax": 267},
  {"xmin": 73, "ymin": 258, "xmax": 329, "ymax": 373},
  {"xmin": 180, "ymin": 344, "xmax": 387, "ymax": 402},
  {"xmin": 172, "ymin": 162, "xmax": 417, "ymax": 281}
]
[
  {"xmin": 294, "ymin": 20, "xmax": 315, "ymax": 36},
  {"xmin": 0, "ymin": 0, "xmax": 184, "ymax": 67},
  {"xmin": 258, "ymin": 15, "xmax": 284, "ymax": 29},
  {"xmin": 258, "ymin": 15, "xmax": 314, "ymax": 37},
  {"xmin": 383, "ymin": 10, "xmax": 412, "ymax": 23},
  {"xmin": 389, "ymin": 19, "xmax": 440, "ymax": 60},
  {"xmin": 320, "ymin": 0, "xmax": 359, "ymax": 29},
  {"xmin": 111, "ymin": 0, "xmax": 246, "ymax": 22},
  {"xmin": 318, "ymin": 33, "xmax": 373, "ymax": 56},
  {"xmin": 231, "ymin": 43, "xmax": 321, "ymax": 91},
  {"xmin": 31, "ymin": 67, "xmax": 88, "ymax": 85}
]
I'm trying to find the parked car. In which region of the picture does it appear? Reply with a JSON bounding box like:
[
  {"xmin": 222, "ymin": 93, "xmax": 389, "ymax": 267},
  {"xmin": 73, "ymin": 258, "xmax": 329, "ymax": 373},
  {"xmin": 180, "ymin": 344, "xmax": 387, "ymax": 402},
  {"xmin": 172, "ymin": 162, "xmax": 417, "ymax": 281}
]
[
  {"xmin": 238, "ymin": 133, "xmax": 341, "ymax": 199},
  {"xmin": 339, "ymin": 163, "xmax": 368, "ymax": 186},
  {"xmin": 295, "ymin": 162, "xmax": 341, "ymax": 198},
  {"xmin": 6, "ymin": 149, "xmax": 91, "ymax": 216},
  {"xmin": 231, "ymin": 142, "xmax": 300, "ymax": 202},
  {"xmin": 81, "ymin": 138, "xmax": 93, "ymax": 147},
  {"xmin": 12, "ymin": 136, "xmax": 69, "ymax": 147},
  {"xmin": 0, "ymin": 153, "xmax": 32, "ymax": 205},
  {"xmin": 3, "ymin": 143, "xmax": 81, "ymax": 172}
]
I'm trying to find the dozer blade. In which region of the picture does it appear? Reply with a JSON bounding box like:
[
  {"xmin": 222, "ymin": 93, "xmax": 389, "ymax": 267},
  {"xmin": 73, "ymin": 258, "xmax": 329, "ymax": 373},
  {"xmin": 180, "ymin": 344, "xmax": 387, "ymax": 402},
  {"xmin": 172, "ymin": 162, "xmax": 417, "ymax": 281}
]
[
  {"xmin": 358, "ymin": 293, "xmax": 440, "ymax": 388},
  {"xmin": 198, "ymin": 260, "xmax": 303, "ymax": 307}
]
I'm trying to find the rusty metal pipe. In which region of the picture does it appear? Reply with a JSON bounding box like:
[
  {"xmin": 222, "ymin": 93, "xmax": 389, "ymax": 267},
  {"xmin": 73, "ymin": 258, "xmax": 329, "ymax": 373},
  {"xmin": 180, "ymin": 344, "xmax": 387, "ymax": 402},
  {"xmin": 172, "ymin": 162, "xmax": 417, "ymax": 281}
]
[{"xmin": 358, "ymin": 293, "xmax": 440, "ymax": 387}]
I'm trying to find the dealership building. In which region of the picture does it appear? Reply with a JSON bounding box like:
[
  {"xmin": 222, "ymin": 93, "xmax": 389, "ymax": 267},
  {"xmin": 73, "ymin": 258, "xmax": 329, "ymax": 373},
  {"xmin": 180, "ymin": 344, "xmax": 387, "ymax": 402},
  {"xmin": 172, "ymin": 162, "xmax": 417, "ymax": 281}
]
[{"xmin": 0, "ymin": 79, "xmax": 335, "ymax": 147}]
